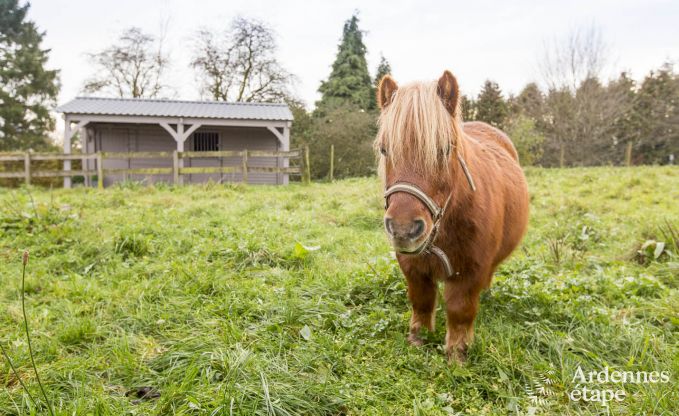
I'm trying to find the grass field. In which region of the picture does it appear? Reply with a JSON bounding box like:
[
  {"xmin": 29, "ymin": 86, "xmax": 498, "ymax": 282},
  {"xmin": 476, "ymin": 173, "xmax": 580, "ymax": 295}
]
[{"xmin": 0, "ymin": 167, "xmax": 677, "ymax": 415}]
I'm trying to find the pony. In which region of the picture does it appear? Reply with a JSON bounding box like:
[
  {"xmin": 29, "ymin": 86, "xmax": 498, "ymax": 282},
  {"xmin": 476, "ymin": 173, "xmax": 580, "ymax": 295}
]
[{"xmin": 375, "ymin": 70, "xmax": 529, "ymax": 363}]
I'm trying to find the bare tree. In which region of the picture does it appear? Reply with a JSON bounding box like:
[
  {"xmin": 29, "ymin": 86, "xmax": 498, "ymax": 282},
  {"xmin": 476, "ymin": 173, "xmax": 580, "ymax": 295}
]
[
  {"xmin": 539, "ymin": 25, "xmax": 630, "ymax": 166},
  {"xmin": 83, "ymin": 27, "xmax": 170, "ymax": 98},
  {"xmin": 191, "ymin": 17, "xmax": 295, "ymax": 102},
  {"xmin": 540, "ymin": 25, "xmax": 608, "ymax": 92}
]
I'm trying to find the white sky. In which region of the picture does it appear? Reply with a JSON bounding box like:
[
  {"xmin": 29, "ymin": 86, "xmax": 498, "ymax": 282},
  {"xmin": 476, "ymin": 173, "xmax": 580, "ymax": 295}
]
[{"xmin": 28, "ymin": 0, "xmax": 679, "ymax": 110}]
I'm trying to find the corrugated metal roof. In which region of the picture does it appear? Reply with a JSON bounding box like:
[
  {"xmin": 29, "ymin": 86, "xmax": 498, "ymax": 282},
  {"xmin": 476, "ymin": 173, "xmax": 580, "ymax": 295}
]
[{"xmin": 56, "ymin": 96, "xmax": 293, "ymax": 121}]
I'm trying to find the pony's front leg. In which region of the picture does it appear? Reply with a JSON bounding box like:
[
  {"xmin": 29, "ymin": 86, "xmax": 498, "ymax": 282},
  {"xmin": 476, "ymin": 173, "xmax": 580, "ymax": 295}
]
[
  {"xmin": 443, "ymin": 280, "xmax": 480, "ymax": 363},
  {"xmin": 405, "ymin": 274, "xmax": 437, "ymax": 346}
]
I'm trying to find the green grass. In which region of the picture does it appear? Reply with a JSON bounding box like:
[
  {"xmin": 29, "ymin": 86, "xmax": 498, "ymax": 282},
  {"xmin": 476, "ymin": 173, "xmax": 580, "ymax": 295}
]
[{"xmin": 0, "ymin": 167, "xmax": 677, "ymax": 415}]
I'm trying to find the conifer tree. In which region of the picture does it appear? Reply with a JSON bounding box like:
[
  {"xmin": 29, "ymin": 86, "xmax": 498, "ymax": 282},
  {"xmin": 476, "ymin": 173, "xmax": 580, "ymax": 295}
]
[
  {"xmin": 374, "ymin": 55, "xmax": 392, "ymax": 87},
  {"xmin": 475, "ymin": 80, "xmax": 508, "ymax": 128},
  {"xmin": 0, "ymin": 0, "xmax": 59, "ymax": 151},
  {"xmin": 633, "ymin": 64, "xmax": 679, "ymax": 163},
  {"xmin": 316, "ymin": 14, "xmax": 374, "ymax": 112}
]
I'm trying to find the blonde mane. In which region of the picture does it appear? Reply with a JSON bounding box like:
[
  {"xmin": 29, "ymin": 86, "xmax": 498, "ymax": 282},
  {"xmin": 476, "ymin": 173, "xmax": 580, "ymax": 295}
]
[{"xmin": 375, "ymin": 81, "xmax": 463, "ymax": 179}]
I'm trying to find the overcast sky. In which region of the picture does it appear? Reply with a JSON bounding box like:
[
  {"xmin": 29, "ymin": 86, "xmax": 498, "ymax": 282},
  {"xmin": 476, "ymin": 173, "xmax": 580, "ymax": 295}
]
[{"xmin": 28, "ymin": 0, "xmax": 679, "ymax": 109}]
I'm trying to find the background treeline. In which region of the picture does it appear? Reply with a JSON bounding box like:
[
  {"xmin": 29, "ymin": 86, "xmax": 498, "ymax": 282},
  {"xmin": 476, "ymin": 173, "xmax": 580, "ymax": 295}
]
[
  {"xmin": 2, "ymin": 1, "xmax": 677, "ymax": 178},
  {"xmin": 463, "ymin": 66, "xmax": 679, "ymax": 168},
  {"xmin": 295, "ymin": 20, "xmax": 678, "ymax": 178}
]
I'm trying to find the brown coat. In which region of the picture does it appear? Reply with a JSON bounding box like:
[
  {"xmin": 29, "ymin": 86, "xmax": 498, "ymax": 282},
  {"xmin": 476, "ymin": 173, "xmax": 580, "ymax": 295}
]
[{"xmin": 376, "ymin": 71, "xmax": 529, "ymax": 362}]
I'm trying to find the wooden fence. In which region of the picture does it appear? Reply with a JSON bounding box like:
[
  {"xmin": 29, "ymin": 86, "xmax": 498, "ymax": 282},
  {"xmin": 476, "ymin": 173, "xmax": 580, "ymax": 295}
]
[{"xmin": 0, "ymin": 147, "xmax": 311, "ymax": 187}]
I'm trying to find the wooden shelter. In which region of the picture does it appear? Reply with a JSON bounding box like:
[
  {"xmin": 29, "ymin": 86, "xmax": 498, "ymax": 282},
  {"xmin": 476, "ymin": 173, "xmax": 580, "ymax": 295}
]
[{"xmin": 56, "ymin": 97, "xmax": 293, "ymax": 187}]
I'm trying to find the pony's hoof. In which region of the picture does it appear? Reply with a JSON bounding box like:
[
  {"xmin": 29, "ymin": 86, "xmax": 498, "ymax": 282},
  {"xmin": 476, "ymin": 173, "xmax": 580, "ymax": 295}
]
[
  {"xmin": 407, "ymin": 333, "xmax": 424, "ymax": 346},
  {"xmin": 446, "ymin": 345, "xmax": 468, "ymax": 364}
]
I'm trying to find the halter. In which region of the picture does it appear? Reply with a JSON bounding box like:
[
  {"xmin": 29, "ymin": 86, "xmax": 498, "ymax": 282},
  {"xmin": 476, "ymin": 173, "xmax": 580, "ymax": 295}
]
[{"xmin": 383, "ymin": 153, "xmax": 476, "ymax": 278}]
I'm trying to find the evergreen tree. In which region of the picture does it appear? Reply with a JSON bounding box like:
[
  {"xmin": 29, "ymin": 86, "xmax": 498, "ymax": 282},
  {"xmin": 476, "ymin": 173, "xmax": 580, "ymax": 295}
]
[
  {"xmin": 512, "ymin": 82, "xmax": 544, "ymax": 123},
  {"xmin": 460, "ymin": 95, "xmax": 476, "ymax": 121},
  {"xmin": 374, "ymin": 54, "xmax": 392, "ymax": 87},
  {"xmin": 316, "ymin": 14, "xmax": 374, "ymax": 112},
  {"xmin": 475, "ymin": 80, "xmax": 508, "ymax": 128},
  {"xmin": 633, "ymin": 63, "xmax": 679, "ymax": 164},
  {"xmin": 608, "ymin": 72, "xmax": 640, "ymax": 164},
  {"xmin": 0, "ymin": 0, "xmax": 59, "ymax": 151}
]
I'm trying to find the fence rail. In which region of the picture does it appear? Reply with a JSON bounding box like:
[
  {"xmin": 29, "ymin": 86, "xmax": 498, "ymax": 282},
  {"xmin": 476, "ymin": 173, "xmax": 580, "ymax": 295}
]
[{"xmin": 0, "ymin": 148, "xmax": 311, "ymax": 187}]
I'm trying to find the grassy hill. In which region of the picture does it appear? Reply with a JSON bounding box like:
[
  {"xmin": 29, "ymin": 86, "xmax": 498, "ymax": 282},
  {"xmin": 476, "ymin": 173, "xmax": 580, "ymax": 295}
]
[{"xmin": 0, "ymin": 167, "xmax": 677, "ymax": 415}]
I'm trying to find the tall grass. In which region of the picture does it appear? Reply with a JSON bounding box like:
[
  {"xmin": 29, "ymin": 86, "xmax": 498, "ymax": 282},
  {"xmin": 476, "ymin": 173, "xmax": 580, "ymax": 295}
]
[
  {"xmin": 1, "ymin": 251, "xmax": 54, "ymax": 415},
  {"xmin": 0, "ymin": 166, "xmax": 677, "ymax": 414}
]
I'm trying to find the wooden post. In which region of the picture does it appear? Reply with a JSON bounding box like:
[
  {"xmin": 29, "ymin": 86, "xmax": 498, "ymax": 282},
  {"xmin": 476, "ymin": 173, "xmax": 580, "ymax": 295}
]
[
  {"xmin": 241, "ymin": 150, "xmax": 248, "ymax": 184},
  {"xmin": 96, "ymin": 152, "xmax": 104, "ymax": 189},
  {"xmin": 64, "ymin": 120, "xmax": 72, "ymax": 188},
  {"xmin": 172, "ymin": 150, "xmax": 179, "ymax": 185},
  {"xmin": 24, "ymin": 152, "xmax": 31, "ymax": 185},
  {"xmin": 304, "ymin": 145, "xmax": 311, "ymax": 184},
  {"xmin": 329, "ymin": 144, "xmax": 334, "ymax": 182},
  {"xmin": 82, "ymin": 126, "xmax": 91, "ymax": 187},
  {"xmin": 625, "ymin": 141, "xmax": 633, "ymax": 166},
  {"xmin": 123, "ymin": 156, "xmax": 129, "ymax": 182},
  {"xmin": 83, "ymin": 156, "xmax": 90, "ymax": 187}
]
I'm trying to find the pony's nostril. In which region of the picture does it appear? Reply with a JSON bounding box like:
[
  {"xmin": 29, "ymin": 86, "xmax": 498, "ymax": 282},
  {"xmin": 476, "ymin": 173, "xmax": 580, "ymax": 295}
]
[
  {"xmin": 384, "ymin": 217, "xmax": 394, "ymax": 235},
  {"xmin": 409, "ymin": 219, "xmax": 426, "ymax": 239}
]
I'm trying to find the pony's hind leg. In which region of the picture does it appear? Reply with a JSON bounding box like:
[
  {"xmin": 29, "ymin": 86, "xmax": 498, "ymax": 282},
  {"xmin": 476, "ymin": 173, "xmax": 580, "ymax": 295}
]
[
  {"xmin": 443, "ymin": 280, "xmax": 480, "ymax": 363},
  {"xmin": 405, "ymin": 274, "xmax": 437, "ymax": 346}
]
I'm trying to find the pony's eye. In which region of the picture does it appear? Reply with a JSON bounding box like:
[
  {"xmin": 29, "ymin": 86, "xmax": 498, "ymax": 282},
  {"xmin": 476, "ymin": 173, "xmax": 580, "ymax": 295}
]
[{"xmin": 380, "ymin": 146, "xmax": 388, "ymax": 156}]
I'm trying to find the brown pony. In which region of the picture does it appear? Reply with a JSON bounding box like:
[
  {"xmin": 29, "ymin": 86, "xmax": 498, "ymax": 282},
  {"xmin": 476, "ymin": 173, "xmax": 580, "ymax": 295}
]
[{"xmin": 375, "ymin": 70, "xmax": 529, "ymax": 363}]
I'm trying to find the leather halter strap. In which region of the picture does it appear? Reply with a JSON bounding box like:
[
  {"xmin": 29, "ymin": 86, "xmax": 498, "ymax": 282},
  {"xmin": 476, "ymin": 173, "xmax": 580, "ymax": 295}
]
[
  {"xmin": 384, "ymin": 183, "xmax": 443, "ymax": 220},
  {"xmin": 383, "ymin": 154, "xmax": 476, "ymax": 278}
]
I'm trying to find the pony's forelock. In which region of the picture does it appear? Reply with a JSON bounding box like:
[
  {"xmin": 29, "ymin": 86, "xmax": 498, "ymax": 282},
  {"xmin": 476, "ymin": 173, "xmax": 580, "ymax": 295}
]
[{"xmin": 375, "ymin": 81, "xmax": 461, "ymax": 181}]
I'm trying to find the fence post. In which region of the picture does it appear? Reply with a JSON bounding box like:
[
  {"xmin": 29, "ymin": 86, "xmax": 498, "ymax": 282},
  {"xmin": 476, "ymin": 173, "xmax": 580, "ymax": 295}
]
[
  {"xmin": 242, "ymin": 150, "xmax": 248, "ymax": 184},
  {"xmin": 329, "ymin": 144, "xmax": 334, "ymax": 182},
  {"xmin": 96, "ymin": 152, "xmax": 104, "ymax": 189},
  {"xmin": 24, "ymin": 152, "xmax": 31, "ymax": 186},
  {"xmin": 625, "ymin": 141, "xmax": 632, "ymax": 166},
  {"xmin": 172, "ymin": 150, "xmax": 179, "ymax": 185},
  {"xmin": 83, "ymin": 155, "xmax": 90, "ymax": 187},
  {"xmin": 304, "ymin": 145, "xmax": 311, "ymax": 184},
  {"xmin": 123, "ymin": 155, "xmax": 129, "ymax": 182}
]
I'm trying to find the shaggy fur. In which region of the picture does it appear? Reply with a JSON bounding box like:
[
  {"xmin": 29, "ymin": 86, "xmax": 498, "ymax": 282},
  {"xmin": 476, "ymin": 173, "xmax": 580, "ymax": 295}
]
[{"xmin": 375, "ymin": 71, "xmax": 529, "ymax": 363}]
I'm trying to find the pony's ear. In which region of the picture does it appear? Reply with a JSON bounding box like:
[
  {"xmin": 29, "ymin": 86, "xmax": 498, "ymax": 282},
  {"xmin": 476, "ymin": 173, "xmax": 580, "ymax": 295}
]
[
  {"xmin": 377, "ymin": 75, "xmax": 398, "ymax": 109},
  {"xmin": 437, "ymin": 70, "xmax": 459, "ymax": 115}
]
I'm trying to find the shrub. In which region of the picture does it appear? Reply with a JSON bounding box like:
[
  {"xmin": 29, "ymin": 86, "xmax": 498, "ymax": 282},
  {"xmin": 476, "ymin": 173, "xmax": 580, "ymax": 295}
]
[{"xmin": 506, "ymin": 115, "xmax": 545, "ymax": 166}]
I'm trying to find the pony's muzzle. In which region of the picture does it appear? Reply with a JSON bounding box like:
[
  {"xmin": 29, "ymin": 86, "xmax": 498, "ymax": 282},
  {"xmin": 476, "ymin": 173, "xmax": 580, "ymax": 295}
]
[{"xmin": 384, "ymin": 217, "xmax": 427, "ymax": 252}]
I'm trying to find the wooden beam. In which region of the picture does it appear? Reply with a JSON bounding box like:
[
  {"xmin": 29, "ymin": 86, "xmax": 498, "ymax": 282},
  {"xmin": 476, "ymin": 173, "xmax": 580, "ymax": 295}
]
[
  {"xmin": 63, "ymin": 114, "xmax": 289, "ymax": 129},
  {"xmin": 71, "ymin": 120, "xmax": 89, "ymax": 140},
  {"xmin": 267, "ymin": 126, "xmax": 284, "ymax": 142},
  {"xmin": 31, "ymin": 154, "xmax": 98, "ymax": 161},
  {"xmin": 182, "ymin": 123, "xmax": 202, "ymax": 141},
  {"xmin": 31, "ymin": 170, "xmax": 92, "ymax": 178},
  {"xmin": 63, "ymin": 118, "xmax": 89, "ymax": 188},
  {"xmin": 64, "ymin": 117, "xmax": 72, "ymax": 188},
  {"xmin": 172, "ymin": 151, "xmax": 179, "ymax": 185},
  {"xmin": 304, "ymin": 145, "xmax": 310, "ymax": 185},
  {"xmin": 97, "ymin": 152, "xmax": 104, "ymax": 189},
  {"xmin": 181, "ymin": 150, "xmax": 241, "ymax": 158},
  {"xmin": 242, "ymin": 150, "xmax": 248, "ymax": 184},
  {"xmin": 0, "ymin": 171, "xmax": 28, "ymax": 178},
  {"xmin": 103, "ymin": 167, "xmax": 173, "ymax": 175},
  {"xmin": 24, "ymin": 153, "xmax": 31, "ymax": 185},
  {"xmin": 159, "ymin": 122, "xmax": 179, "ymax": 141},
  {"xmin": 329, "ymin": 144, "xmax": 334, "ymax": 182},
  {"xmin": 282, "ymin": 127, "xmax": 290, "ymax": 185},
  {"xmin": 102, "ymin": 151, "xmax": 174, "ymax": 159},
  {"xmin": 0, "ymin": 154, "xmax": 26, "ymax": 161},
  {"xmin": 179, "ymin": 166, "xmax": 241, "ymax": 175},
  {"xmin": 177, "ymin": 121, "xmax": 184, "ymax": 141}
]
